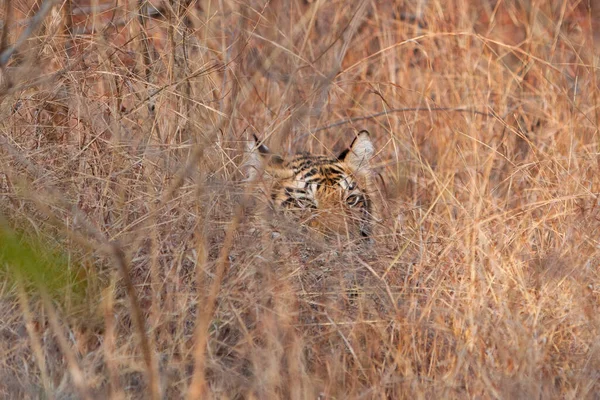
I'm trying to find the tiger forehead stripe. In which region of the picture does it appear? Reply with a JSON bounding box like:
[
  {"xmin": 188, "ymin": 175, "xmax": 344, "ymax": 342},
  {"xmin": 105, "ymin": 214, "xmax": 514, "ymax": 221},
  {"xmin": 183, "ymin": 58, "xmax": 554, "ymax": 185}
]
[
  {"xmin": 299, "ymin": 167, "xmax": 318, "ymax": 179},
  {"xmin": 290, "ymin": 157, "xmax": 331, "ymax": 171},
  {"xmin": 322, "ymin": 165, "xmax": 345, "ymax": 176}
]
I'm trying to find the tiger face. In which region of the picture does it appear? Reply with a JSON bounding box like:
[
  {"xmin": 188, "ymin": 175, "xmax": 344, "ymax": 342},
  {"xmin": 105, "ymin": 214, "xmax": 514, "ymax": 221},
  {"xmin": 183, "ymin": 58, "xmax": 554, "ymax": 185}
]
[{"xmin": 246, "ymin": 131, "xmax": 375, "ymax": 238}]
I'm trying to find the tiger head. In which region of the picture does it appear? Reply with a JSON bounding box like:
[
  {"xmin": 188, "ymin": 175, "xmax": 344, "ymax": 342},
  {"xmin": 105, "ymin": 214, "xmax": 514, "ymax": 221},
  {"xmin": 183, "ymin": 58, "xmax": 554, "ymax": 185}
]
[{"xmin": 246, "ymin": 131, "xmax": 376, "ymax": 238}]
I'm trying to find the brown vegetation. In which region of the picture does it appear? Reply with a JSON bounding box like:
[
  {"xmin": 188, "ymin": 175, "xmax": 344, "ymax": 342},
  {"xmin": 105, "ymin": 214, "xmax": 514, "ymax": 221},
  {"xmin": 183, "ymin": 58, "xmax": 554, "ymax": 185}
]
[{"xmin": 1, "ymin": 0, "xmax": 599, "ymax": 398}]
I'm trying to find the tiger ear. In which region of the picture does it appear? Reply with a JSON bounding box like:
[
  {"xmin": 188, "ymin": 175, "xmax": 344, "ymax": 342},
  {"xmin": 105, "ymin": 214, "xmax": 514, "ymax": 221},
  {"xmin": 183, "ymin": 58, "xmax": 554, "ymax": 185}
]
[
  {"xmin": 339, "ymin": 130, "xmax": 374, "ymax": 174},
  {"xmin": 252, "ymin": 134, "xmax": 271, "ymax": 156},
  {"xmin": 246, "ymin": 134, "xmax": 289, "ymax": 180}
]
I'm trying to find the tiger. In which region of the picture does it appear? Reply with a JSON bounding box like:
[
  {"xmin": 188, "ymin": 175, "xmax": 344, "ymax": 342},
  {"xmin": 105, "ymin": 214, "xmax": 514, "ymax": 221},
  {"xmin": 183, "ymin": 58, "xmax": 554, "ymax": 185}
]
[{"xmin": 245, "ymin": 130, "xmax": 376, "ymax": 239}]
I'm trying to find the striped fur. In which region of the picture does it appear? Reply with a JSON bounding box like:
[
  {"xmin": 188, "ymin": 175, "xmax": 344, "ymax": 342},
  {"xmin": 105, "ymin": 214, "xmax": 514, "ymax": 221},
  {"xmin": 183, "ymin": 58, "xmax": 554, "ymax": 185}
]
[{"xmin": 246, "ymin": 131, "xmax": 375, "ymax": 237}]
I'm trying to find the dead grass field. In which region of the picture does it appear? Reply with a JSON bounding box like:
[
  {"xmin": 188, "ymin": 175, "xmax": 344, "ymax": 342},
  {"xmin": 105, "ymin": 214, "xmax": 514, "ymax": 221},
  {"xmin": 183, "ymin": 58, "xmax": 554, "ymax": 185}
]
[{"xmin": 1, "ymin": 0, "xmax": 600, "ymax": 398}]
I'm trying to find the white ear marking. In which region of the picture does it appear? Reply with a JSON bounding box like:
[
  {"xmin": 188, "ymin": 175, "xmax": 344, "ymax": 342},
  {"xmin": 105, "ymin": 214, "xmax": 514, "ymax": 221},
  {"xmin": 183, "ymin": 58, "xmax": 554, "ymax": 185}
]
[
  {"xmin": 244, "ymin": 135, "xmax": 265, "ymax": 181},
  {"xmin": 244, "ymin": 134, "xmax": 292, "ymax": 181},
  {"xmin": 344, "ymin": 130, "xmax": 374, "ymax": 174}
]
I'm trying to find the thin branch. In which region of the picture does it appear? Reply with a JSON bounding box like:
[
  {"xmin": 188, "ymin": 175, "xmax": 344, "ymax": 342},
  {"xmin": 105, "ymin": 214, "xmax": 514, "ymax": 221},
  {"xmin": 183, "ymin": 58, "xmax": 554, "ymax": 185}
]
[
  {"xmin": 137, "ymin": 0, "xmax": 156, "ymax": 116},
  {"xmin": 0, "ymin": 0, "xmax": 12, "ymax": 55},
  {"xmin": 41, "ymin": 288, "xmax": 92, "ymax": 400},
  {"xmin": 0, "ymin": 0, "xmax": 57, "ymax": 67},
  {"xmin": 63, "ymin": 0, "xmax": 74, "ymax": 54},
  {"xmin": 308, "ymin": 107, "xmax": 496, "ymax": 136},
  {"xmin": 108, "ymin": 243, "xmax": 161, "ymax": 400},
  {"xmin": 16, "ymin": 280, "xmax": 54, "ymax": 399}
]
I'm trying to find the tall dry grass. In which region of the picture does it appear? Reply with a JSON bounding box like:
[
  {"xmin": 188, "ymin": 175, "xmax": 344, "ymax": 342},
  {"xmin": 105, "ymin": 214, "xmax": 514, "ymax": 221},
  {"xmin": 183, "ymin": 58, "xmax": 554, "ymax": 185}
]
[{"xmin": 1, "ymin": 0, "xmax": 599, "ymax": 398}]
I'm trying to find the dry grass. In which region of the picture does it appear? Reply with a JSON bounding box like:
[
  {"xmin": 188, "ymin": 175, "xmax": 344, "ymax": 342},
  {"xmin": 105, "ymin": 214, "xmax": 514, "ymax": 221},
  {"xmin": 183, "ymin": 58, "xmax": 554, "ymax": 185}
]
[{"xmin": 1, "ymin": 0, "xmax": 600, "ymax": 398}]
